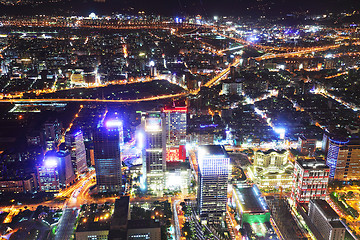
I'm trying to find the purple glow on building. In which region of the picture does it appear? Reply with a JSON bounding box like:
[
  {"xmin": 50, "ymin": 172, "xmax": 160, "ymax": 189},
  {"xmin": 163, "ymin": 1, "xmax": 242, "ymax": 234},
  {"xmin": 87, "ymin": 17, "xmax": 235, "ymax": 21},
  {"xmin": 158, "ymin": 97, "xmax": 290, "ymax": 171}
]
[
  {"xmin": 200, "ymin": 124, "xmax": 218, "ymax": 129},
  {"xmin": 44, "ymin": 157, "xmax": 58, "ymax": 168},
  {"xmin": 105, "ymin": 120, "xmax": 123, "ymax": 128}
]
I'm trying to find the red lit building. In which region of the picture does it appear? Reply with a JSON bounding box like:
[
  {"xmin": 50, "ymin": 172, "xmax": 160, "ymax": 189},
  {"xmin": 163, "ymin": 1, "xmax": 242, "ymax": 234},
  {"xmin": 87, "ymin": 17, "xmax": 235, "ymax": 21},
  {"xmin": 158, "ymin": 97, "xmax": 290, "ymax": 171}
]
[
  {"xmin": 163, "ymin": 105, "xmax": 187, "ymax": 162},
  {"xmin": 291, "ymin": 159, "xmax": 330, "ymax": 204}
]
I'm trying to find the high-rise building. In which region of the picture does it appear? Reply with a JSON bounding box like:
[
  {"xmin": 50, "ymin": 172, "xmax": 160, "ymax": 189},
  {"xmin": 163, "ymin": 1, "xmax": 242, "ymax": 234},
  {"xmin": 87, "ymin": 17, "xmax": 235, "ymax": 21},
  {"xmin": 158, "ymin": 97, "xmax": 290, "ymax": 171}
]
[
  {"xmin": 197, "ymin": 145, "xmax": 230, "ymax": 225},
  {"xmin": 326, "ymin": 137, "xmax": 360, "ymax": 180},
  {"xmin": 37, "ymin": 150, "xmax": 75, "ymax": 192},
  {"xmin": 298, "ymin": 135, "xmax": 317, "ymax": 156},
  {"xmin": 43, "ymin": 119, "xmax": 61, "ymax": 150},
  {"xmin": 308, "ymin": 199, "xmax": 346, "ymax": 240},
  {"xmin": 163, "ymin": 105, "xmax": 187, "ymax": 162},
  {"xmin": 291, "ymin": 159, "xmax": 329, "ymax": 204},
  {"xmin": 163, "ymin": 106, "xmax": 187, "ymax": 147},
  {"xmin": 93, "ymin": 120, "xmax": 123, "ymax": 193},
  {"xmin": 142, "ymin": 112, "xmax": 166, "ymax": 196},
  {"xmin": 65, "ymin": 130, "xmax": 88, "ymax": 175}
]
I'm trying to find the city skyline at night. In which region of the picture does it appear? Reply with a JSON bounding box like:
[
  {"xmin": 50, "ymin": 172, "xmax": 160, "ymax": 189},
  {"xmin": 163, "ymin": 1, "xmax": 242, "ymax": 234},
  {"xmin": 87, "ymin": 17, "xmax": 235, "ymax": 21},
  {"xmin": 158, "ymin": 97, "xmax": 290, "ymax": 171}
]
[{"xmin": 0, "ymin": 1, "xmax": 359, "ymax": 239}]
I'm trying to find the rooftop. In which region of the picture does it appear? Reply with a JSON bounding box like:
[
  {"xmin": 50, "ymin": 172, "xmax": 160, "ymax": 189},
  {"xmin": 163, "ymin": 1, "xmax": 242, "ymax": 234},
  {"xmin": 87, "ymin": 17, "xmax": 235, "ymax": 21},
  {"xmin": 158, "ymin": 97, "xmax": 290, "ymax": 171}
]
[
  {"xmin": 296, "ymin": 159, "xmax": 329, "ymax": 170},
  {"xmin": 127, "ymin": 219, "xmax": 160, "ymax": 230},
  {"xmin": 111, "ymin": 196, "xmax": 130, "ymax": 228},
  {"xmin": 234, "ymin": 184, "xmax": 269, "ymax": 214},
  {"xmin": 311, "ymin": 199, "xmax": 339, "ymax": 220},
  {"xmin": 198, "ymin": 145, "xmax": 229, "ymax": 157},
  {"xmin": 256, "ymin": 149, "xmax": 287, "ymax": 155},
  {"xmin": 329, "ymin": 220, "xmax": 345, "ymax": 229}
]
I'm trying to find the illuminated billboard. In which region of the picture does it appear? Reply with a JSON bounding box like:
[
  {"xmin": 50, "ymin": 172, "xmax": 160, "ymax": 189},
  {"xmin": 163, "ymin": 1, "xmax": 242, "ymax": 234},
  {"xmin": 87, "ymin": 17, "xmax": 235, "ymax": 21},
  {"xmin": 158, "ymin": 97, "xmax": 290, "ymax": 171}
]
[
  {"xmin": 167, "ymin": 148, "xmax": 180, "ymax": 162},
  {"xmin": 166, "ymin": 146, "xmax": 186, "ymax": 162}
]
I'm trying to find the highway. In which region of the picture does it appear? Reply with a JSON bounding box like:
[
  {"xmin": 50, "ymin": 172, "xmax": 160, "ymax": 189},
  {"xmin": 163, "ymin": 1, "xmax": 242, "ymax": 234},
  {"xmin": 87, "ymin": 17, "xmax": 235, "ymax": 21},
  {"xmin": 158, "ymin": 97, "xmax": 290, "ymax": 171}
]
[
  {"xmin": 0, "ymin": 92, "xmax": 189, "ymax": 103},
  {"xmin": 54, "ymin": 208, "xmax": 78, "ymax": 240},
  {"xmin": 173, "ymin": 200, "xmax": 181, "ymax": 240},
  {"xmin": 202, "ymin": 57, "xmax": 241, "ymax": 88}
]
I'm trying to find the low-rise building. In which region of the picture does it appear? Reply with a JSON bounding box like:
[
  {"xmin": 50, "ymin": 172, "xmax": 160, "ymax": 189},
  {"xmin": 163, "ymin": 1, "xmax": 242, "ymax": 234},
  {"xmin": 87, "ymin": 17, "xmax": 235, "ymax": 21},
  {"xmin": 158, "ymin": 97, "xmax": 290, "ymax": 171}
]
[
  {"xmin": 251, "ymin": 149, "xmax": 293, "ymax": 188},
  {"xmin": 0, "ymin": 174, "xmax": 37, "ymax": 193}
]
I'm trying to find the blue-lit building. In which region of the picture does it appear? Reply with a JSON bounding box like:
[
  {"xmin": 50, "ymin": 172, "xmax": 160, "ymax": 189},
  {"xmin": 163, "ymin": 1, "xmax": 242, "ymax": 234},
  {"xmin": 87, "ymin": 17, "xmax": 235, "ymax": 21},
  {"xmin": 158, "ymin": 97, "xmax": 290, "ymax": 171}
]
[
  {"xmin": 93, "ymin": 120, "xmax": 123, "ymax": 193},
  {"xmin": 141, "ymin": 112, "xmax": 166, "ymax": 196},
  {"xmin": 37, "ymin": 150, "xmax": 75, "ymax": 192},
  {"xmin": 326, "ymin": 137, "xmax": 349, "ymax": 178},
  {"xmin": 326, "ymin": 137, "xmax": 360, "ymax": 180},
  {"xmin": 197, "ymin": 145, "xmax": 230, "ymax": 225}
]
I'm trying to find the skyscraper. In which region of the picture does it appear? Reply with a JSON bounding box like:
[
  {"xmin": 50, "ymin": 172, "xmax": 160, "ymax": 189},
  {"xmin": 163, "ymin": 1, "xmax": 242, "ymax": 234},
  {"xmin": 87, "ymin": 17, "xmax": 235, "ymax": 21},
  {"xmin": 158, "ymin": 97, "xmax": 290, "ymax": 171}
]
[
  {"xmin": 65, "ymin": 130, "xmax": 88, "ymax": 175},
  {"xmin": 326, "ymin": 137, "xmax": 360, "ymax": 180},
  {"xmin": 163, "ymin": 105, "xmax": 187, "ymax": 162},
  {"xmin": 142, "ymin": 112, "xmax": 166, "ymax": 196},
  {"xmin": 197, "ymin": 145, "xmax": 230, "ymax": 225},
  {"xmin": 163, "ymin": 105, "xmax": 187, "ymax": 147},
  {"xmin": 93, "ymin": 120, "xmax": 123, "ymax": 193}
]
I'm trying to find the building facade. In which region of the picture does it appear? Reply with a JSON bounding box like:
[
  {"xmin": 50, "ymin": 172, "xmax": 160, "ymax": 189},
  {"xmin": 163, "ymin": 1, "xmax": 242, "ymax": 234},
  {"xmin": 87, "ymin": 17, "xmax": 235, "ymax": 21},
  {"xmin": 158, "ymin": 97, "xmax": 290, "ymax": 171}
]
[
  {"xmin": 326, "ymin": 138, "xmax": 360, "ymax": 180},
  {"xmin": 254, "ymin": 149, "xmax": 289, "ymax": 168},
  {"xmin": 308, "ymin": 199, "xmax": 346, "ymax": 240},
  {"xmin": 37, "ymin": 150, "xmax": 75, "ymax": 192},
  {"xmin": 142, "ymin": 112, "xmax": 166, "ymax": 196},
  {"xmin": 0, "ymin": 174, "xmax": 37, "ymax": 193},
  {"xmin": 93, "ymin": 121, "xmax": 123, "ymax": 193},
  {"xmin": 291, "ymin": 159, "xmax": 329, "ymax": 204},
  {"xmin": 43, "ymin": 119, "xmax": 61, "ymax": 151},
  {"xmin": 197, "ymin": 145, "xmax": 230, "ymax": 225},
  {"xmin": 252, "ymin": 149, "xmax": 293, "ymax": 188},
  {"xmin": 65, "ymin": 130, "xmax": 88, "ymax": 175},
  {"xmin": 163, "ymin": 106, "xmax": 187, "ymax": 162},
  {"xmin": 298, "ymin": 135, "xmax": 317, "ymax": 156}
]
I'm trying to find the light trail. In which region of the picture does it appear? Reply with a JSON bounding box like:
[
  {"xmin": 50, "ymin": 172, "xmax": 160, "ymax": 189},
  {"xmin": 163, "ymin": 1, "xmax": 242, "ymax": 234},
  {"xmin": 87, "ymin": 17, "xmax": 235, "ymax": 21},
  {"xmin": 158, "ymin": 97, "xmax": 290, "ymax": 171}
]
[
  {"xmin": 173, "ymin": 200, "xmax": 181, "ymax": 240},
  {"xmin": 0, "ymin": 92, "xmax": 189, "ymax": 103}
]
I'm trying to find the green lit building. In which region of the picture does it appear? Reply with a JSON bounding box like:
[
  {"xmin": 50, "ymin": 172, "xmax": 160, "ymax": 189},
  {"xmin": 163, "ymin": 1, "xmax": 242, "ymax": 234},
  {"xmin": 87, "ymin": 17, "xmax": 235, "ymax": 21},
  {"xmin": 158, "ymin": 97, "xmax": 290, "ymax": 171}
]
[{"xmin": 232, "ymin": 184, "xmax": 270, "ymax": 226}]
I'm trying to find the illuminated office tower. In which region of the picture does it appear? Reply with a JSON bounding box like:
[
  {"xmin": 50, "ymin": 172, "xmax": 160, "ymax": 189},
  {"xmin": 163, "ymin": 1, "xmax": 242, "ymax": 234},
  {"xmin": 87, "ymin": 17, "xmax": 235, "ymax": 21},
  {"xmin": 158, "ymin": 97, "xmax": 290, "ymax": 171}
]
[
  {"xmin": 197, "ymin": 145, "xmax": 230, "ymax": 225},
  {"xmin": 326, "ymin": 137, "xmax": 360, "ymax": 180},
  {"xmin": 291, "ymin": 159, "xmax": 329, "ymax": 204},
  {"xmin": 37, "ymin": 150, "xmax": 75, "ymax": 192},
  {"xmin": 93, "ymin": 120, "xmax": 123, "ymax": 193},
  {"xmin": 142, "ymin": 112, "xmax": 166, "ymax": 196},
  {"xmin": 163, "ymin": 105, "xmax": 187, "ymax": 162},
  {"xmin": 65, "ymin": 130, "xmax": 88, "ymax": 175}
]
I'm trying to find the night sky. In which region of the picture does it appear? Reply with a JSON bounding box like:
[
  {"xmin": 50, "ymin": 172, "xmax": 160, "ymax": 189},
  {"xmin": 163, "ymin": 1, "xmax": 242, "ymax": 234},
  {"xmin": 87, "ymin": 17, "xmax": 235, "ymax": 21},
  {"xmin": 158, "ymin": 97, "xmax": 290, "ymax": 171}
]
[{"xmin": 0, "ymin": 0, "xmax": 359, "ymax": 16}]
